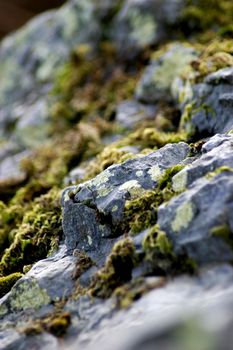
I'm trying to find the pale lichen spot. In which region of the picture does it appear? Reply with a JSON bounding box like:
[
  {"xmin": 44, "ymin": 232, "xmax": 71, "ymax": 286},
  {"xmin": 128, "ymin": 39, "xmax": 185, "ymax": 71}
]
[
  {"xmin": 87, "ymin": 235, "xmax": 93, "ymax": 246},
  {"xmin": 97, "ymin": 186, "xmax": 112, "ymax": 198},
  {"xmin": 136, "ymin": 170, "xmax": 144, "ymax": 177},
  {"xmin": 129, "ymin": 8, "xmax": 157, "ymax": 47},
  {"xmin": 112, "ymin": 205, "xmax": 118, "ymax": 213},
  {"xmin": 171, "ymin": 201, "xmax": 194, "ymax": 233},
  {"xmin": 148, "ymin": 165, "xmax": 162, "ymax": 182},
  {"xmin": 91, "ymin": 169, "xmax": 113, "ymax": 188},
  {"xmin": 10, "ymin": 279, "xmax": 50, "ymax": 312},
  {"xmin": 172, "ymin": 169, "xmax": 188, "ymax": 192},
  {"xmin": 0, "ymin": 304, "xmax": 8, "ymax": 317},
  {"xmin": 119, "ymin": 180, "xmax": 145, "ymax": 199}
]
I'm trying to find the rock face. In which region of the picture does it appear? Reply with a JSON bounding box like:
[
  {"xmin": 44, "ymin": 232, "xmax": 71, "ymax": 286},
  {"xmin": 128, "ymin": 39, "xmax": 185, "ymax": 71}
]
[
  {"xmin": 1, "ymin": 0, "xmax": 233, "ymax": 349},
  {"xmin": 180, "ymin": 68, "xmax": 233, "ymax": 137}
]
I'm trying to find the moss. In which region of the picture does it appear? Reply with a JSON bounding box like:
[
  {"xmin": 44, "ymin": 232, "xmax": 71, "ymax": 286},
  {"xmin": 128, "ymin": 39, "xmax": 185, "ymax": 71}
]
[
  {"xmin": 114, "ymin": 276, "xmax": 166, "ymax": 309},
  {"xmin": 90, "ymin": 238, "xmax": 136, "ymax": 298},
  {"xmin": 0, "ymin": 272, "xmax": 23, "ymax": 298},
  {"xmin": 116, "ymin": 127, "xmax": 188, "ymax": 150},
  {"xmin": 0, "ymin": 188, "xmax": 62, "ymax": 275},
  {"xmin": 123, "ymin": 164, "xmax": 185, "ymax": 234},
  {"xmin": 179, "ymin": 102, "xmax": 215, "ymax": 138},
  {"xmin": 143, "ymin": 224, "xmax": 197, "ymax": 274},
  {"xmin": 206, "ymin": 166, "xmax": 233, "ymax": 180},
  {"xmin": 51, "ymin": 44, "xmax": 140, "ymax": 133},
  {"xmin": 78, "ymin": 146, "xmax": 135, "ymax": 184},
  {"xmin": 72, "ymin": 250, "xmax": 94, "ymax": 279},
  {"xmin": 180, "ymin": 1, "xmax": 233, "ymax": 40},
  {"xmin": 210, "ymin": 224, "xmax": 232, "ymax": 247},
  {"xmin": 22, "ymin": 311, "xmax": 71, "ymax": 337}
]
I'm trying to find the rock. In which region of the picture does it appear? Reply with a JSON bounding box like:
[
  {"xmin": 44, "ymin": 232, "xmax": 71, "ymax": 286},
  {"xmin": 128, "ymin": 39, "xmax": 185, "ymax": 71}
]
[
  {"xmin": 157, "ymin": 134, "xmax": 233, "ymax": 265},
  {"xmin": 136, "ymin": 43, "xmax": 197, "ymax": 104},
  {"xmin": 62, "ymin": 142, "xmax": 190, "ymax": 264},
  {"xmin": 0, "ymin": 245, "xmax": 76, "ymax": 319},
  {"xmin": 112, "ymin": 0, "xmax": 184, "ymax": 56},
  {"xmin": 180, "ymin": 67, "xmax": 233, "ymax": 137},
  {"xmin": 0, "ymin": 0, "xmax": 104, "ymax": 147},
  {"xmin": 67, "ymin": 265, "xmax": 233, "ymax": 350},
  {"xmin": 115, "ymin": 100, "xmax": 157, "ymax": 129}
]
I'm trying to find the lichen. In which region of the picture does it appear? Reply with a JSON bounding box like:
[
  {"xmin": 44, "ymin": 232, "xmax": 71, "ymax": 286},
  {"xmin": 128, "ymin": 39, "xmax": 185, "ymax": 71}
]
[
  {"xmin": 128, "ymin": 8, "xmax": 157, "ymax": 47},
  {"xmin": 172, "ymin": 169, "xmax": 188, "ymax": 192},
  {"xmin": 171, "ymin": 201, "xmax": 194, "ymax": 233},
  {"xmin": 9, "ymin": 278, "xmax": 50, "ymax": 312}
]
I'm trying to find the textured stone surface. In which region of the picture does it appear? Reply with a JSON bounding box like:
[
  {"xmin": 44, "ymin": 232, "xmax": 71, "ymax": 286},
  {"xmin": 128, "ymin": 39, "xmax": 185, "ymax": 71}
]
[
  {"xmin": 136, "ymin": 44, "xmax": 197, "ymax": 103},
  {"xmin": 62, "ymin": 142, "xmax": 190, "ymax": 262},
  {"xmin": 180, "ymin": 68, "xmax": 233, "ymax": 136}
]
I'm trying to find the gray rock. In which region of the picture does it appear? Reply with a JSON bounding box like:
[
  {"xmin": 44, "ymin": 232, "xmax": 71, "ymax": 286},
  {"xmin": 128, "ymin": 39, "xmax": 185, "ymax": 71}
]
[
  {"xmin": 180, "ymin": 68, "xmax": 233, "ymax": 136},
  {"xmin": 67, "ymin": 265, "xmax": 233, "ymax": 350},
  {"xmin": 112, "ymin": 0, "xmax": 184, "ymax": 56},
  {"xmin": 157, "ymin": 134, "xmax": 233, "ymax": 265},
  {"xmin": 136, "ymin": 43, "xmax": 197, "ymax": 103},
  {"xmin": 62, "ymin": 142, "xmax": 190, "ymax": 265},
  {"xmin": 0, "ymin": 0, "xmax": 106, "ymax": 147},
  {"xmin": 115, "ymin": 100, "xmax": 157, "ymax": 129}
]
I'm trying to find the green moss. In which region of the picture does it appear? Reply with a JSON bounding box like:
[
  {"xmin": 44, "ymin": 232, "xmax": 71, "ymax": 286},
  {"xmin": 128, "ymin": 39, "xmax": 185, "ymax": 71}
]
[
  {"xmin": 210, "ymin": 224, "xmax": 232, "ymax": 247},
  {"xmin": 116, "ymin": 127, "xmax": 188, "ymax": 150},
  {"xmin": 179, "ymin": 102, "xmax": 215, "ymax": 137},
  {"xmin": 206, "ymin": 166, "xmax": 233, "ymax": 180},
  {"xmin": 0, "ymin": 272, "xmax": 23, "ymax": 298},
  {"xmin": 80, "ymin": 146, "xmax": 135, "ymax": 184},
  {"xmin": 114, "ymin": 276, "xmax": 166, "ymax": 309},
  {"xmin": 143, "ymin": 224, "xmax": 197, "ymax": 274},
  {"xmin": 0, "ymin": 188, "xmax": 62, "ymax": 275},
  {"xmin": 180, "ymin": 1, "xmax": 233, "ymax": 40},
  {"xmin": 51, "ymin": 44, "xmax": 140, "ymax": 133},
  {"xmin": 90, "ymin": 238, "xmax": 136, "ymax": 298},
  {"xmin": 123, "ymin": 164, "xmax": 185, "ymax": 234}
]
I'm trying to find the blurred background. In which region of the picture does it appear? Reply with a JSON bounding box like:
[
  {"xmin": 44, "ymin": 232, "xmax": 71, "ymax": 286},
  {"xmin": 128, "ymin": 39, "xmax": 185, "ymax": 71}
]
[{"xmin": 0, "ymin": 0, "xmax": 66, "ymax": 38}]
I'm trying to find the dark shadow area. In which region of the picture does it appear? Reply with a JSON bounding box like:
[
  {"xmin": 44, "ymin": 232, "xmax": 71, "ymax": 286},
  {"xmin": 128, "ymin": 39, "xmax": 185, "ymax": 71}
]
[{"xmin": 0, "ymin": 0, "xmax": 67, "ymax": 38}]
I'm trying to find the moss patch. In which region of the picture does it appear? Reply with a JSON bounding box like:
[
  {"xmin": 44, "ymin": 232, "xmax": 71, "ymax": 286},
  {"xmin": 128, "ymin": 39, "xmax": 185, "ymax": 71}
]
[
  {"xmin": 123, "ymin": 164, "xmax": 185, "ymax": 234},
  {"xmin": 0, "ymin": 272, "xmax": 23, "ymax": 298},
  {"xmin": 0, "ymin": 188, "xmax": 62, "ymax": 276},
  {"xmin": 90, "ymin": 238, "xmax": 136, "ymax": 298},
  {"xmin": 143, "ymin": 224, "xmax": 197, "ymax": 274}
]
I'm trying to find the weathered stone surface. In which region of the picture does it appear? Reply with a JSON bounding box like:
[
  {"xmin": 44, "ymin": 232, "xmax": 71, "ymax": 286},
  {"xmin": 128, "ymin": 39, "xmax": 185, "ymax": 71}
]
[
  {"xmin": 67, "ymin": 265, "xmax": 233, "ymax": 350},
  {"xmin": 62, "ymin": 142, "xmax": 190, "ymax": 264},
  {"xmin": 112, "ymin": 0, "xmax": 184, "ymax": 56},
  {"xmin": 158, "ymin": 134, "xmax": 233, "ymax": 265},
  {"xmin": 136, "ymin": 44, "xmax": 197, "ymax": 103},
  {"xmin": 115, "ymin": 100, "xmax": 157, "ymax": 129},
  {"xmin": 180, "ymin": 68, "xmax": 233, "ymax": 136}
]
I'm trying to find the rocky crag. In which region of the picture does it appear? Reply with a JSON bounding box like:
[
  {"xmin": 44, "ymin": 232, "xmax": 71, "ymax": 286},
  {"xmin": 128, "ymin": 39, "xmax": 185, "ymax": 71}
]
[{"xmin": 0, "ymin": 0, "xmax": 233, "ymax": 349}]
